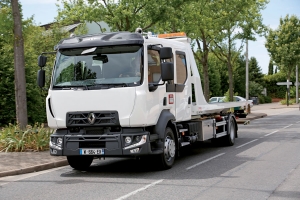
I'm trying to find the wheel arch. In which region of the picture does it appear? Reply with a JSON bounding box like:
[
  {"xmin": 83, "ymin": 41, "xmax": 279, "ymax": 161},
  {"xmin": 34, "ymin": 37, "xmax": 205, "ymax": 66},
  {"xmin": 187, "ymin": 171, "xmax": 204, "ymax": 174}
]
[{"xmin": 154, "ymin": 109, "xmax": 176, "ymax": 139}]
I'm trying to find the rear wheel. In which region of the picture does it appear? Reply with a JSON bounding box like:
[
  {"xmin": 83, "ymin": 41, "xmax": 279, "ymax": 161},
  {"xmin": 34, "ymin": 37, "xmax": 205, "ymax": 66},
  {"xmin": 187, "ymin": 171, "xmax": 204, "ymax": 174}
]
[
  {"xmin": 224, "ymin": 116, "xmax": 236, "ymax": 146},
  {"xmin": 67, "ymin": 156, "xmax": 94, "ymax": 170},
  {"xmin": 157, "ymin": 127, "xmax": 176, "ymax": 169}
]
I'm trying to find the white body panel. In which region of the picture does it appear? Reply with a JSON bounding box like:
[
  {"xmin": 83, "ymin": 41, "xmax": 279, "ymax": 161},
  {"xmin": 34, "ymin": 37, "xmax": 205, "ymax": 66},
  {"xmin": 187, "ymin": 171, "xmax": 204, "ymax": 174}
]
[{"xmin": 46, "ymin": 88, "xmax": 136, "ymax": 128}]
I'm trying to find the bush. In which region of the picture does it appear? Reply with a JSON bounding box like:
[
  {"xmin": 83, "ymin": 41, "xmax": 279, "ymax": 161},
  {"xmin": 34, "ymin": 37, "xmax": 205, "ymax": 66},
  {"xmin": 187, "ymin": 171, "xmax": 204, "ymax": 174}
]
[
  {"xmin": 258, "ymin": 95, "xmax": 265, "ymax": 104},
  {"xmin": 0, "ymin": 123, "xmax": 52, "ymax": 152},
  {"xmin": 280, "ymin": 98, "xmax": 296, "ymax": 105},
  {"xmin": 264, "ymin": 96, "xmax": 272, "ymax": 103}
]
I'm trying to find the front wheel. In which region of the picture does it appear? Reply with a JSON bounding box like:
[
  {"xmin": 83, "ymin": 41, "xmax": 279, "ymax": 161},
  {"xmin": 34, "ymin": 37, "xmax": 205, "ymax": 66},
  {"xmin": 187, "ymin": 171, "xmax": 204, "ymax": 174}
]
[
  {"xmin": 67, "ymin": 156, "xmax": 94, "ymax": 170},
  {"xmin": 157, "ymin": 127, "xmax": 176, "ymax": 169}
]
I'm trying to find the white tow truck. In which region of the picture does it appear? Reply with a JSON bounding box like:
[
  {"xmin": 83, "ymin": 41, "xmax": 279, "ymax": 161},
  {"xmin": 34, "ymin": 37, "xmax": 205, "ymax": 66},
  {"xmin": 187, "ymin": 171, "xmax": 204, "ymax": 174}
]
[{"xmin": 37, "ymin": 30, "xmax": 246, "ymax": 170}]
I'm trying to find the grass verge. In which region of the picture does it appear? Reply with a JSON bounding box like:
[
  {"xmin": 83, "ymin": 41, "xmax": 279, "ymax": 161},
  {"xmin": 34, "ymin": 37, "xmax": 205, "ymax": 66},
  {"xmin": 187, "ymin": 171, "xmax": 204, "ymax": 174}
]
[{"xmin": 0, "ymin": 123, "xmax": 53, "ymax": 152}]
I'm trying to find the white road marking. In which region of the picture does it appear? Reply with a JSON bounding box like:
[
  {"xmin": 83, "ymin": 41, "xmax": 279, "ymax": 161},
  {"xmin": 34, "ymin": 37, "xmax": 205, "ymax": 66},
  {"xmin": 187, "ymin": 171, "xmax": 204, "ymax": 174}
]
[
  {"xmin": 296, "ymin": 121, "xmax": 300, "ymax": 124},
  {"xmin": 115, "ymin": 179, "xmax": 164, "ymax": 200},
  {"xmin": 0, "ymin": 166, "xmax": 66, "ymax": 186},
  {"xmin": 186, "ymin": 153, "xmax": 225, "ymax": 170},
  {"xmin": 265, "ymin": 130, "xmax": 279, "ymax": 137},
  {"xmin": 236, "ymin": 139, "xmax": 258, "ymax": 149},
  {"xmin": 282, "ymin": 124, "xmax": 293, "ymax": 129}
]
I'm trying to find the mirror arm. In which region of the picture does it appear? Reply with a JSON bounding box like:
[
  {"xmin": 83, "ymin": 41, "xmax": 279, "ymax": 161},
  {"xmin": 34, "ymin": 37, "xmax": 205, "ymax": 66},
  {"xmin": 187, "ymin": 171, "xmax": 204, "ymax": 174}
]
[{"xmin": 151, "ymin": 81, "xmax": 165, "ymax": 87}]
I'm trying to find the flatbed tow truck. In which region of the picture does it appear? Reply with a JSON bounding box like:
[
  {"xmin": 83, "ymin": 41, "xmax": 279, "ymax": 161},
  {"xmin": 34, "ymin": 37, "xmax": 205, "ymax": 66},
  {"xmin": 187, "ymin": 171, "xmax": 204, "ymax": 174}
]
[{"xmin": 37, "ymin": 30, "xmax": 247, "ymax": 170}]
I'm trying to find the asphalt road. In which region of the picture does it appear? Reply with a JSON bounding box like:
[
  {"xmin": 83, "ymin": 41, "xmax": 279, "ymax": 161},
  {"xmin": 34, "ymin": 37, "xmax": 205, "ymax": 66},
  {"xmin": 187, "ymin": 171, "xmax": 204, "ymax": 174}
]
[{"xmin": 1, "ymin": 109, "xmax": 300, "ymax": 200}]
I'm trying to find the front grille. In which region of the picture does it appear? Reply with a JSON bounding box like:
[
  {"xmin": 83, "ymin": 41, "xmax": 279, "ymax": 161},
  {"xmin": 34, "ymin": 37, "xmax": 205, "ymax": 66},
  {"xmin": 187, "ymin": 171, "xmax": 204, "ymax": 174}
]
[
  {"xmin": 66, "ymin": 111, "xmax": 120, "ymax": 127},
  {"xmin": 79, "ymin": 141, "xmax": 105, "ymax": 148},
  {"xmin": 86, "ymin": 130, "xmax": 104, "ymax": 135}
]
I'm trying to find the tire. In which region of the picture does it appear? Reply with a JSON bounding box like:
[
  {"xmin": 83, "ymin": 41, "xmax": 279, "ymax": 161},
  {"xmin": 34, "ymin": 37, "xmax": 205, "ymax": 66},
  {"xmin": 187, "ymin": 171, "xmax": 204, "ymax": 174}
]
[
  {"xmin": 67, "ymin": 156, "xmax": 94, "ymax": 170},
  {"xmin": 157, "ymin": 127, "xmax": 176, "ymax": 169},
  {"xmin": 224, "ymin": 116, "xmax": 236, "ymax": 146}
]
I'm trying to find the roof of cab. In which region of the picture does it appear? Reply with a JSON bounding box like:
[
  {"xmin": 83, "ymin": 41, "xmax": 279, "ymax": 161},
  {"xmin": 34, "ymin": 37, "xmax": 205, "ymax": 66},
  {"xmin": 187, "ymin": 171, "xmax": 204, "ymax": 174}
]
[{"xmin": 55, "ymin": 32, "xmax": 144, "ymax": 50}]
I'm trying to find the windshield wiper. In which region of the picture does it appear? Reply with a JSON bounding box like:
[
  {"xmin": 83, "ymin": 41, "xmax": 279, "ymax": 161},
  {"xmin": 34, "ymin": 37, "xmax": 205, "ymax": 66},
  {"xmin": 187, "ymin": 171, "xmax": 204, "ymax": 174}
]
[
  {"xmin": 87, "ymin": 83, "xmax": 129, "ymax": 89},
  {"xmin": 53, "ymin": 85, "xmax": 89, "ymax": 90}
]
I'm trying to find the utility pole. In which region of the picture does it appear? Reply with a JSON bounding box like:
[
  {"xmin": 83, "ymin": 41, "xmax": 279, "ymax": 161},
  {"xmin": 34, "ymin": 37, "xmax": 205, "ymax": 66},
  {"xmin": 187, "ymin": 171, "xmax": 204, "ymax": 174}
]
[
  {"xmin": 245, "ymin": 40, "xmax": 249, "ymax": 101},
  {"xmin": 296, "ymin": 65, "xmax": 299, "ymax": 104}
]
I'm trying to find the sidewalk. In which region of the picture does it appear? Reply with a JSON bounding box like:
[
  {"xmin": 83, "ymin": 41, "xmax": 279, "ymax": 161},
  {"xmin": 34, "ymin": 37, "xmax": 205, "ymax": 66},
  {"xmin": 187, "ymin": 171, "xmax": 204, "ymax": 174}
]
[
  {"xmin": 0, "ymin": 102, "xmax": 299, "ymax": 178},
  {"xmin": 236, "ymin": 102, "xmax": 299, "ymax": 124}
]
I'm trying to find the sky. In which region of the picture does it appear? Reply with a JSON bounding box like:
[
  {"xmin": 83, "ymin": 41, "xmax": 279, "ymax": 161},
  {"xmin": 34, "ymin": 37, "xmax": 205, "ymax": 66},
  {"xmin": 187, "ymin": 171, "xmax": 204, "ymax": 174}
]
[{"xmin": 19, "ymin": 0, "xmax": 300, "ymax": 74}]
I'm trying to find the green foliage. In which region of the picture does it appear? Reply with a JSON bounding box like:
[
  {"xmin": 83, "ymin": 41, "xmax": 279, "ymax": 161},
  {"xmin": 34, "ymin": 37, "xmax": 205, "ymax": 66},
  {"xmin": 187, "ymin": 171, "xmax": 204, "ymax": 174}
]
[
  {"xmin": 263, "ymin": 72, "xmax": 291, "ymax": 98},
  {"xmin": 258, "ymin": 95, "xmax": 265, "ymax": 104},
  {"xmin": 280, "ymin": 98, "xmax": 296, "ymax": 105},
  {"xmin": 263, "ymin": 95, "xmax": 272, "ymax": 103},
  {"xmin": 209, "ymin": 0, "xmax": 268, "ymax": 101},
  {"xmin": 207, "ymin": 53, "xmax": 222, "ymax": 97},
  {"xmin": 289, "ymin": 86, "xmax": 299, "ymax": 99},
  {"xmin": 268, "ymin": 60, "xmax": 274, "ymax": 75},
  {"xmin": 265, "ymin": 15, "xmax": 300, "ymax": 80},
  {"xmin": 0, "ymin": 5, "xmax": 70, "ymax": 126},
  {"xmin": 57, "ymin": 0, "xmax": 188, "ymax": 32},
  {"xmin": 0, "ymin": 123, "xmax": 53, "ymax": 152},
  {"xmin": 223, "ymin": 90, "xmax": 239, "ymax": 102},
  {"xmin": 258, "ymin": 95, "xmax": 272, "ymax": 104},
  {"xmin": 249, "ymin": 57, "xmax": 264, "ymax": 83},
  {"xmin": 249, "ymin": 81, "xmax": 263, "ymax": 96}
]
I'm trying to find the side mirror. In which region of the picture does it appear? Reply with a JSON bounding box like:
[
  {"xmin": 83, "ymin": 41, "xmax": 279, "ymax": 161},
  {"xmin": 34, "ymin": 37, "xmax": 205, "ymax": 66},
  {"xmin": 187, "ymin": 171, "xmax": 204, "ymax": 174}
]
[
  {"xmin": 160, "ymin": 47, "xmax": 173, "ymax": 59},
  {"xmin": 37, "ymin": 69, "xmax": 45, "ymax": 88},
  {"xmin": 38, "ymin": 55, "xmax": 47, "ymax": 67},
  {"xmin": 161, "ymin": 62, "xmax": 174, "ymax": 81}
]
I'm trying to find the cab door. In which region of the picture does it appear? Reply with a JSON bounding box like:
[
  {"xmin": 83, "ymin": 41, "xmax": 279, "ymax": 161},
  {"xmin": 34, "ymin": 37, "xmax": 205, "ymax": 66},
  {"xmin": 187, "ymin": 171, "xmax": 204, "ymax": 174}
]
[
  {"xmin": 174, "ymin": 50, "xmax": 191, "ymax": 121},
  {"xmin": 146, "ymin": 46, "xmax": 176, "ymax": 125}
]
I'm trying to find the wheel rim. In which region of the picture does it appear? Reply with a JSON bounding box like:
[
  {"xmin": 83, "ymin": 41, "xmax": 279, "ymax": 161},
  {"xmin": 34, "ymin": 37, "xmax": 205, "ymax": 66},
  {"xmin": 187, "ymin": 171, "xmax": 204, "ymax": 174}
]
[
  {"xmin": 164, "ymin": 136, "xmax": 175, "ymax": 161},
  {"xmin": 230, "ymin": 122, "xmax": 235, "ymax": 141}
]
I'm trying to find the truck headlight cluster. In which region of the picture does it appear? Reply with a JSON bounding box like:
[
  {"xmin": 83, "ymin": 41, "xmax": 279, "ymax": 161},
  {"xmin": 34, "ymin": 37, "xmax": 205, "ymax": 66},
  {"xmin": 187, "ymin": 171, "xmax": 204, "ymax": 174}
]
[
  {"xmin": 124, "ymin": 135, "xmax": 143, "ymax": 146},
  {"xmin": 50, "ymin": 136, "xmax": 63, "ymax": 150},
  {"xmin": 123, "ymin": 135, "xmax": 147, "ymax": 150}
]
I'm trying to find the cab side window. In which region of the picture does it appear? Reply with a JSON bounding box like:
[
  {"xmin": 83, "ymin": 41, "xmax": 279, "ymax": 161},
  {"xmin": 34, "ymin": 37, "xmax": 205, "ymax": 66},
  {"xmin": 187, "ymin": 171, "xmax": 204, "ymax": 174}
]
[
  {"xmin": 175, "ymin": 51, "xmax": 187, "ymax": 84},
  {"xmin": 148, "ymin": 49, "xmax": 161, "ymax": 83}
]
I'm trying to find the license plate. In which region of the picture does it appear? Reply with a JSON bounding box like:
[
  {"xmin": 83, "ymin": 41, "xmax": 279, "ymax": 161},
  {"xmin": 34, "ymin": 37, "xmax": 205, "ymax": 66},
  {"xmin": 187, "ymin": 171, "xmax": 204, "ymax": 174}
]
[{"xmin": 80, "ymin": 149, "xmax": 104, "ymax": 155}]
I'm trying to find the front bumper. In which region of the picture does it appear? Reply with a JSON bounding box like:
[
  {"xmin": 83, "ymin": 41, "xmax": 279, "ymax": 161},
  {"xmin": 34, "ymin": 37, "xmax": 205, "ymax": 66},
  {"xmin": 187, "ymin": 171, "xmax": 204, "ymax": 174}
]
[{"xmin": 49, "ymin": 128, "xmax": 154, "ymax": 157}]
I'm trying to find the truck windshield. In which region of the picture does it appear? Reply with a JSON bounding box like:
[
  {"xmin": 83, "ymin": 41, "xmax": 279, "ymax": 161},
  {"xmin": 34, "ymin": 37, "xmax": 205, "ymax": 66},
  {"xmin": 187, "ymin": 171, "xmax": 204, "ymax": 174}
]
[{"xmin": 52, "ymin": 45, "xmax": 143, "ymax": 88}]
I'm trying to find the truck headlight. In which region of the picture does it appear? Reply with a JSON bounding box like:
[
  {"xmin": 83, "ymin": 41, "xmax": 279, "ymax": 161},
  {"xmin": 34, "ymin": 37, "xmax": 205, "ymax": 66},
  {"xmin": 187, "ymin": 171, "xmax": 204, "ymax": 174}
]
[
  {"xmin": 57, "ymin": 137, "xmax": 63, "ymax": 147},
  {"xmin": 124, "ymin": 136, "xmax": 132, "ymax": 145}
]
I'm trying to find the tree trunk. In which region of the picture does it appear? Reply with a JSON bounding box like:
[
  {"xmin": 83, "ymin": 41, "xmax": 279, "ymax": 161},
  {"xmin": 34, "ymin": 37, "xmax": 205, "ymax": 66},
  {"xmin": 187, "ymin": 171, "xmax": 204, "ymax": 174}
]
[
  {"xmin": 11, "ymin": 0, "xmax": 28, "ymax": 128},
  {"xmin": 201, "ymin": 36, "xmax": 210, "ymax": 102},
  {"xmin": 203, "ymin": 54, "xmax": 210, "ymax": 102},
  {"xmin": 227, "ymin": 60, "xmax": 234, "ymax": 102}
]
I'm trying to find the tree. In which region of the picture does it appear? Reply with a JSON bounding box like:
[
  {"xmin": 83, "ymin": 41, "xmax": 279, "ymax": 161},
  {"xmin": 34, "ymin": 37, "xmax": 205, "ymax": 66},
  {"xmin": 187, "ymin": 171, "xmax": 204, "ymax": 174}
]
[
  {"xmin": 207, "ymin": 53, "xmax": 222, "ymax": 97},
  {"xmin": 268, "ymin": 60, "xmax": 273, "ymax": 75},
  {"xmin": 179, "ymin": 1, "xmax": 222, "ymax": 101},
  {"xmin": 249, "ymin": 57, "xmax": 264, "ymax": 83},
  {"xmin": 265, "ymin": 15, "xmax": 300, "ymax": 83},
  {"xmin": 11, "ymin": 0, "xmax": 27, "ymax": 128},
  {"xmin": 0, "ymin": 0, "xmax": 73, "ymax": 126},
  {"xmin": 57, "ymin": 0, "xmax": 186, "ymax": 32},
  {"xmin": 234, "ymin": 55, "xmax": 246, "ymax": 97},
  {"xmin": 211, "ymin": 0, "xmax": 268, "ymax": 101}
]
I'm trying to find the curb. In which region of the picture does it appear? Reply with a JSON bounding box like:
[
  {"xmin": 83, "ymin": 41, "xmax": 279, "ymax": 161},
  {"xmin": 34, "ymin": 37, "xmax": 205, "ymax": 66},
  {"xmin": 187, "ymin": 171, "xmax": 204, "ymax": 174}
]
[{"xmin": 0, "ymin": 159, "xmax": 68, "ymax": 178}]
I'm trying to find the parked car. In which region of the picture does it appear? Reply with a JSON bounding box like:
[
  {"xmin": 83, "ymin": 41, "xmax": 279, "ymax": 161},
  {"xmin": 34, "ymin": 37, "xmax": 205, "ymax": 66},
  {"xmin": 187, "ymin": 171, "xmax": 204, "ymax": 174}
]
[
  {"xmin": 209, "ymin": 96, "xmax": 253, "ymax": 107},
  {"xmin": 233, "ymin": 96, "xmax": 254, "ymax": 108},
  {"xmin": 209, "ymin": 97, "xmax": 225, "ymax": 103}
]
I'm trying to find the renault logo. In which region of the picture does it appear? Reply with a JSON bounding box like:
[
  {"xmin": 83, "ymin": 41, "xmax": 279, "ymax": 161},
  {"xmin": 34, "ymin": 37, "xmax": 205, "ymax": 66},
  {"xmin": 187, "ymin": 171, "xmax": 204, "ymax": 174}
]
[{"xmin": 87, "ymin": 113, "xmax": 96, "ymax": 124}]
